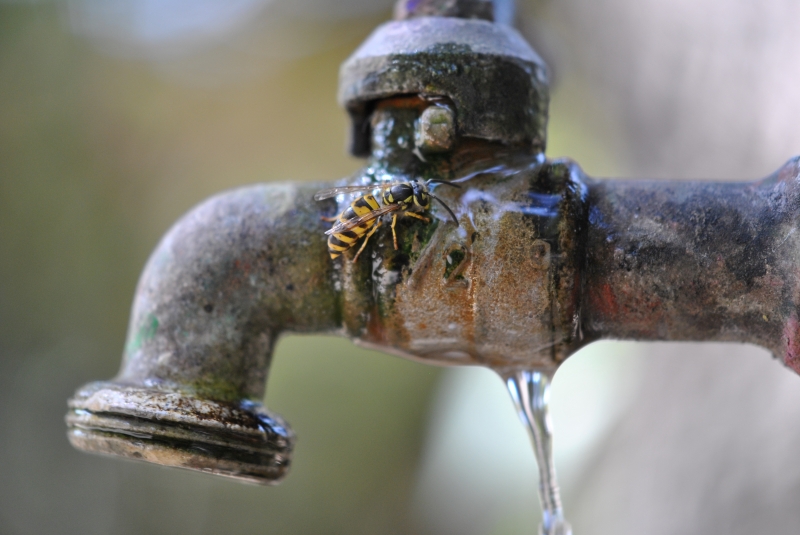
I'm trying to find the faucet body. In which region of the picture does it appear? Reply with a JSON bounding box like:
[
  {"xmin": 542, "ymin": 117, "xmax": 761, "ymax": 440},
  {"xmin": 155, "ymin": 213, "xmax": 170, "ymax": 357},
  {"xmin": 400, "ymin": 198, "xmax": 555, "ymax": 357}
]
[{"xmin": 66, "ymin": 0, "xmax": 800, "ymax": 484}]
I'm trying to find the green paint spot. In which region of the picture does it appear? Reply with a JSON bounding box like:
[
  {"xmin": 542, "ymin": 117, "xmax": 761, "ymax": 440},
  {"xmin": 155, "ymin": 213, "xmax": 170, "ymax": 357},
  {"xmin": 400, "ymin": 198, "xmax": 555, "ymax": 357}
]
[{"xmin": 125, "ymin": 313, "xmax": 159, "ymax": 354}]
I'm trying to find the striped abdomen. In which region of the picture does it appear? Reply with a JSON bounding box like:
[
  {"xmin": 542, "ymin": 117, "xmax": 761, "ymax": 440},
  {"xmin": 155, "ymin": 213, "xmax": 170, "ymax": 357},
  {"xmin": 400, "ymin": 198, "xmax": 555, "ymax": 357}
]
[{"xmin": 327, "ymin": 194, "xmax": 380, "ymax": 259}]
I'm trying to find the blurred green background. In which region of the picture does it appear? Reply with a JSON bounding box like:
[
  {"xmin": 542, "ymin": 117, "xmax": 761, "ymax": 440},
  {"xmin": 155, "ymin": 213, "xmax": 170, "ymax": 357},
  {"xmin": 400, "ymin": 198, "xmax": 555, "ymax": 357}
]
[{"xmin": 4, "ymin": 1, "xmax": 800, "ymax": 534}]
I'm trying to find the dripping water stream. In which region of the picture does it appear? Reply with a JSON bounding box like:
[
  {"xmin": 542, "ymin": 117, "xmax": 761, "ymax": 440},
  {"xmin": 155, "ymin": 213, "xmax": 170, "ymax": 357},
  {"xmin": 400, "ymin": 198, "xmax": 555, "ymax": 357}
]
[{"xmin": 506, "ymin": 370, "xmax": 573, "ymax": 535}]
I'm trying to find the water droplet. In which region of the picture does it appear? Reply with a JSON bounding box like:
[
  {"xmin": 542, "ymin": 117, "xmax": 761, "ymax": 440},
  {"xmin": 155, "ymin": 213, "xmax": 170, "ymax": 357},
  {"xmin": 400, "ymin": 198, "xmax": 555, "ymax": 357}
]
[{"xmin": 505, "ymin": 370, "xmax": 573, "ymax": 535}]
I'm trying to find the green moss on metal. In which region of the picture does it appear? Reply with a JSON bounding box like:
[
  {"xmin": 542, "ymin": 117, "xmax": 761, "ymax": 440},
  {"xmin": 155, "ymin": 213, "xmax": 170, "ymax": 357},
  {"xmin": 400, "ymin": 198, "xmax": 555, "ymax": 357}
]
[{"xmin": 444, "ymin": 247, "xmax": 466, "ymax": 280}]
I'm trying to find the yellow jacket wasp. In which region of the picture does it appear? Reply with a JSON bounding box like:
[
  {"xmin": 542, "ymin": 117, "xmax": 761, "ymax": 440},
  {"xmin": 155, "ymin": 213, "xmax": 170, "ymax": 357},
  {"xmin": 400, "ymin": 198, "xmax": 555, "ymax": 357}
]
[{"xmin": 314, "ymin": 179, "xmax": 459, "ymax": 262}]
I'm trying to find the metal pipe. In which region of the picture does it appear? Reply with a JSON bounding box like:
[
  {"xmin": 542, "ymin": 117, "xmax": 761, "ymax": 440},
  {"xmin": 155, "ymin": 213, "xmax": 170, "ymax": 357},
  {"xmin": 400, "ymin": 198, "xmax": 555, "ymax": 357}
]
[{"xmin": 583, "ymin": 168, "xmax": 800, "ymax": 367}]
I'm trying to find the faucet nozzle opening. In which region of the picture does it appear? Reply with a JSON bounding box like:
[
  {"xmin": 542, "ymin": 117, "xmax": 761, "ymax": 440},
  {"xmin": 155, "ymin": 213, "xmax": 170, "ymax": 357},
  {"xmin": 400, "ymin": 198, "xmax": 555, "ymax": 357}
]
[{"xmin": 66, "ymin": 381, "xmax": 294, "ymax": 484}]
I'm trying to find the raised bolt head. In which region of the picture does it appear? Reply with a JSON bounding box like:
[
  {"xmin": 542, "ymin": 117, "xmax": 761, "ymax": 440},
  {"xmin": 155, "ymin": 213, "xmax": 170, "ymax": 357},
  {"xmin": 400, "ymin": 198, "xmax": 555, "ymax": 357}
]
[{"xmin": 415, "ymin": 105, "xmax": 456, "ymax": 153}]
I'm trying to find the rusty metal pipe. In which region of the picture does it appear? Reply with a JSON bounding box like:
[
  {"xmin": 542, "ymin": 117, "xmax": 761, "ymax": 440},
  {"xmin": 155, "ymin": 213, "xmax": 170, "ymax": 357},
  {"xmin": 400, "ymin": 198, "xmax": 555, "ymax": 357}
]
[
  {"xmin": 65, "ymin": 0, "xmax": 800, "ymax": 484},
  {"xmin": 583, "ymin": 164, "xmax": 800, "ymax": 369}
]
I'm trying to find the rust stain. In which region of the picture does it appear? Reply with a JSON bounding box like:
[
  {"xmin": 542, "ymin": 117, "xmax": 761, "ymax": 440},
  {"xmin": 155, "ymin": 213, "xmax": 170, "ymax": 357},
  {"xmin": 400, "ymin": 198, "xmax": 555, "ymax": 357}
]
[{"xmin": 783, "ymin": 313, "xmax": 800, "ymax": 374}]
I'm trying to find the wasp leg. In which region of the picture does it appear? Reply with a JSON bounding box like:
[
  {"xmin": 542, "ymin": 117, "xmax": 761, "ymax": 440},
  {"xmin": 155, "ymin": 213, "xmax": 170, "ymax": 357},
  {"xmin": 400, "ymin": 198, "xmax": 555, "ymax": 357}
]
[
  {"xmin": 353, "ymin": 221, "xmax": 381, "ymax": 263},
  {"xmin": 391, "ymin": 212, "xmax": 429, "ymax": 250},
  {"xmin": 404, "ymin": 211, "xmax": 430, "ymax": 223},
  {"xmin": 320, "ymin": 215, "xmax": 339, "ymax": 222}
]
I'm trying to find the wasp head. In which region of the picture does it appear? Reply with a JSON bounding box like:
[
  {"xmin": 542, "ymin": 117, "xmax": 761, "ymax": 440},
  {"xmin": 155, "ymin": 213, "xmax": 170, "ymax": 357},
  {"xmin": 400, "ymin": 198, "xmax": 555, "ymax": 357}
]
[{"xmin": 412, "ymin": 180, "xmax": 431, "ymax": 210}]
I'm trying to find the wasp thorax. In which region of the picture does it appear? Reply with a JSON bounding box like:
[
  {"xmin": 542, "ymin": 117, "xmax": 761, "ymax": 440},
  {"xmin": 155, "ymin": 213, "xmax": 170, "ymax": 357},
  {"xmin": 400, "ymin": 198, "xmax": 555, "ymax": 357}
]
[
  {"xmin": 415, "ymin": 105, "xmax": 455, "ymax": 153},
  {"xmin": 383, "ymin": 183, "xmax": 412, "ymax": 205}
]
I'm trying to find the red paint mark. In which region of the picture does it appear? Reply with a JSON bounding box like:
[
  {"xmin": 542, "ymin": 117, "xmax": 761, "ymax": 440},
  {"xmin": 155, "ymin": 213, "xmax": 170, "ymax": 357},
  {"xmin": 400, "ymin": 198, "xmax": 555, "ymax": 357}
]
[
  {"xmin": 366, "ymin": 305, "xmax": 387, "ymax": 344},
  {"xmin": 233, "ymin": 259, "xmax": 252, "ymax": 274},
  {"xmin": 591, "ymin": 283, "xmax": 619, "ymax": 318},
  {"xmin": 782, "ymin": 313, "xmax": 800, "ymax": 375},
  {"xmin": 647, "ymin": 297, "xmax": 662, "ymax": 312}
]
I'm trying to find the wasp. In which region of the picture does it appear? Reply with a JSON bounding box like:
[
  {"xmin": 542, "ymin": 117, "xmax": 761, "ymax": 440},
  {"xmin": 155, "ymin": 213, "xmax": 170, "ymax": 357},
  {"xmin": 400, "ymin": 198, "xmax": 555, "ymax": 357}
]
[{"xmin": 314, "ymin": 179, "xmax": 459, "ymax": 262}]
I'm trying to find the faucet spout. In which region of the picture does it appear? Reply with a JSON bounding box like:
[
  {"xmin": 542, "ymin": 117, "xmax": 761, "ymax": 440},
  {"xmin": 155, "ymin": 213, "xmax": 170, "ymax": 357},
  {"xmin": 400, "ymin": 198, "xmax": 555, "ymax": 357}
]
[{"xmin": 66, "ymin": 183, "xmax": 340, "ymax": 484}]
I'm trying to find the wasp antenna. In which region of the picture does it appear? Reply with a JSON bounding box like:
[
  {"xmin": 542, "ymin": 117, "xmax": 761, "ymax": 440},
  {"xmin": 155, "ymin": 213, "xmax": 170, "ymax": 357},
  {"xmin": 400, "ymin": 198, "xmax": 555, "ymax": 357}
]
[
  {"xmin": 427, "ymin": 179, "xmax": 461, "ymax": 189},
  {"xmin": 431, "ymin": 194, "xmax": 459, "ymax": 226}
]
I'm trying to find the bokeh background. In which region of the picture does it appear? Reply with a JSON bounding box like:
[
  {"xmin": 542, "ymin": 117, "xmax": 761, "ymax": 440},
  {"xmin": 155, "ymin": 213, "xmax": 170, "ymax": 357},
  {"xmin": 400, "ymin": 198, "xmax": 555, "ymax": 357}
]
[{"xmin": 3, "ymin": 0, "xmax": 800, "ymax": 534}]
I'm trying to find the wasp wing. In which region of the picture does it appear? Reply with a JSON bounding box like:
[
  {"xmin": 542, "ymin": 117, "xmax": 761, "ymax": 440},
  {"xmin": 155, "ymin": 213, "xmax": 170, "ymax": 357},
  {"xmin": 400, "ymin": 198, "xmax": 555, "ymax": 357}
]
[
  {"xmin": 324, "ymin": 203, "xmax": 402, "ymax": 235},
  {"xmin": 313, "ymin": 183, "xmax": 394, "ymax": 201}
]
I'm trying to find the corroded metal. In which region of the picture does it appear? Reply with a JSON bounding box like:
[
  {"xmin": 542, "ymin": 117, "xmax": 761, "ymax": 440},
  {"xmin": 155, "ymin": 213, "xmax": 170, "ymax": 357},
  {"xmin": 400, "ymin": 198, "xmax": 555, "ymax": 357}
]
[
  {"xmin": 67, "ymin": 382, "xmax": 293, "ymax": 484},
  {"xmin": 583, "ymin": 163, "xmax": 800, "ymax": 372},
  {"xmin": 67, "ymin": 0, "xmax": 800, "ymax": 484},
  {"xmin": 339, "ymin": 13, "xmax": 548, "ymax": 156},
  {"xmin": 338, "ymin": 109, "xmax": 587, "ymax": 375}
]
